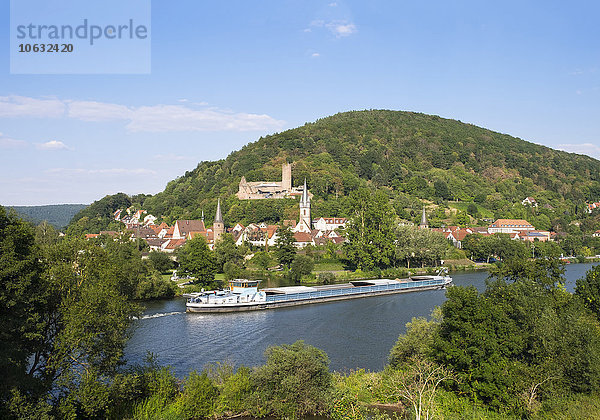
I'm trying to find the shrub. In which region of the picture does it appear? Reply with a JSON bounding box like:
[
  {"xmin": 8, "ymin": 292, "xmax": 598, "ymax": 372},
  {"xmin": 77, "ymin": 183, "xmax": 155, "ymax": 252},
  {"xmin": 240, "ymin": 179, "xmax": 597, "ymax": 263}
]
[
  {"xmin": 176, "ymin": 370, "xmax": 218, "ymax": 419},
  {"xmin": 318, "ymin": 272, "xmax": 336, "ymax": 284},
  {"xmin": 250, "ymin": 341, "xmax": 333, "ymax": 418}
]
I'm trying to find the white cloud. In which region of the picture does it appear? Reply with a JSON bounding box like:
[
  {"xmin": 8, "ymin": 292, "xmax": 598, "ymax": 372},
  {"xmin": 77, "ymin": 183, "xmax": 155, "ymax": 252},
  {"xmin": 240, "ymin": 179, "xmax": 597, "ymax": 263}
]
[
  {"xmin": 46, "ymin": 168, "xmax": 157, "ymax": 176},
  {"xmin": 328, "ymin": 2, "xmax": 338, "ymax": 6},
  {"xmin": 327, "ymin": 21, "xmax": 357, "ymax": 37},
  {"xmin": 36, "ymin": 140, "xmax": 70, "ymax": 151},
  {"xmin": 67, "ymin": 100, "xmax": 133, "ymax": 121},
  {"xmin": 126, "ymin": 105, "xmax": 285, "ymax": 132},
  {"xmin": 0, "ymin": 95, "xmax": 285, "ymax": 133},
  {"xmin": 311, "ymin": 52, "xmax": 321, "ymax": 58},
  {"xmin": 557, "ymin": 143, "xmax": 600, "ymax": 159},
  {"xmin": 308, "ymin": 19, "xmax": 357, "ymax": 38},
  {"xmin": 153, "ymin": 153, "xmax": 191, "ymax": 161},
  {"xmin": 0, "ymin": 95, "xmax": 65, "ymax": 118},
  {"xmin": 0, "ymin": 133, "xmax": 27, "ymax": 149}
]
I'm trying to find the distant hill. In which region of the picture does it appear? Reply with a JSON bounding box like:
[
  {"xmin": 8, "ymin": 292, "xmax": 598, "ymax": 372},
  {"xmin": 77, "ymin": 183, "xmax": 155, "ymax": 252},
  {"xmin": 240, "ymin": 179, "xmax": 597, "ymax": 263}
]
[
  {"xmin": 10, "ymin": 204, "xmax": 88, "ymax": 229},
  {"xmin": 70, "ymin": 110, "xmax": 600, "ymax": 233}
]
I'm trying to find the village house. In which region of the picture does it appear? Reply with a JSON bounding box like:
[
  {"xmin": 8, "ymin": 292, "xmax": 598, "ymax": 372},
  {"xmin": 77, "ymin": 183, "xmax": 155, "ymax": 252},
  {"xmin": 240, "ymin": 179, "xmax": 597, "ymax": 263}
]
[
  {"xmin": 587, "ymin": 202, "xmax": 600, "ymax": 213},
  {"xmin": 522, "ymin": 197, "xmax": 538, "ymax": 207},
  {"xmin": 488, "ymin": 219, "xmax": 535, "ymax": 234},
  {"xmin": 312, "ymin": 217, "xmax": 347, "ymax": 231}
]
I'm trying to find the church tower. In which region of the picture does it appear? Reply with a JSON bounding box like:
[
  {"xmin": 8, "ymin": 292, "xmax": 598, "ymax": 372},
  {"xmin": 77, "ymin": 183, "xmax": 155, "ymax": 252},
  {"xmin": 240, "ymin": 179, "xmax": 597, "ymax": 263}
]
[
  {"xmin": 299, "ymin": 178, "xmax": 311, "ymax": 231},
  {"xmin": 281, "ymin": 163, "xmax": 292, "ymax": 192},
  {"xmin": 419, "ymin": 206, "xmax": 429, "ymax": 229},
  {"xmin": 213, "ymin": 198, "xmax": 224, "ymax": 242}
]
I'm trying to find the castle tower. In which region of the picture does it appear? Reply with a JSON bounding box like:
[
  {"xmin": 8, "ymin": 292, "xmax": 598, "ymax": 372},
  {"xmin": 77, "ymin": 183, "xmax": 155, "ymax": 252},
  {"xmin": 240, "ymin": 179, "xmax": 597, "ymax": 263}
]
[
  {"xmin": 281, "ymin": 163, "xmax": 292, "ymax": 192},
  {"xmin": 419, "ymin": 206, "xmax": 429, "ymax": 229},
  {"xmin": 213, "ymin": 198, "xmax": 224, "ymax": 242},
  {"xmin": 299, "ymin": 178, "xmax": 311, "ymax": 231}
]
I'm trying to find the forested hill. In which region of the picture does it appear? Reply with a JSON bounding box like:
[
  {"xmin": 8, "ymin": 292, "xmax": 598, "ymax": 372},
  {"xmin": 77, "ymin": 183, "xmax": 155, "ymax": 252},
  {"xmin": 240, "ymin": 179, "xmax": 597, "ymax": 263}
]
[
  {"xmin": 10, "ymin": 204, "xmax": 87, "ymax": 229},
  {"xmin": 71, "ymin": 110, "xmax": 600, "ymax": 231}
]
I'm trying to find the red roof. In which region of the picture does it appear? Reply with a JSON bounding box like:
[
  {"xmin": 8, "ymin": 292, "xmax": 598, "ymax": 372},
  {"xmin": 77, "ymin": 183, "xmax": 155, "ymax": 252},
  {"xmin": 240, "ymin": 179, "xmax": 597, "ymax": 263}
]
[
  {"xmin": 163, "ymin": 238, "xmax": 186, "ymax": 249},
  {"xmin": 293, "ymin": 232, "xmax": 312, "ymax": 243}
]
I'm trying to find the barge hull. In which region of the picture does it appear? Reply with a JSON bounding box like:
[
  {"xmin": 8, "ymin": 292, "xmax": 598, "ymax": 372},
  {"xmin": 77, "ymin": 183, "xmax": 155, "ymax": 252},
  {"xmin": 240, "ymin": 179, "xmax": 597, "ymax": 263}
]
[{"xmin": 186, "ymin": 282, "xmax": 447, "ymax": 313}]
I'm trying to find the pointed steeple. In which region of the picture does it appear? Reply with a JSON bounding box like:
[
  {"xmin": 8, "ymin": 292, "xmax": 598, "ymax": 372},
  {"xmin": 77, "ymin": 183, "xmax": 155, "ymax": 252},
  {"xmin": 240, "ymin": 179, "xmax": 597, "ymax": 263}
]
[
  {"xmin": 298, "ymin": 179, "xmax": 311, "ymax": 231},
  {"xmin": 214, "ymin": 198, "xmax": 223, "ymax": 224},
  {"xmin": 301, "ymin": 178, "xmax": 310, "ymax": 204},
  {"xmin": 201, "ymin": 209, "xmax": 204, "ymax": 221},
  {"xmin": 419, "ymin": 206, "xmax": 428, "ymax": 229}
]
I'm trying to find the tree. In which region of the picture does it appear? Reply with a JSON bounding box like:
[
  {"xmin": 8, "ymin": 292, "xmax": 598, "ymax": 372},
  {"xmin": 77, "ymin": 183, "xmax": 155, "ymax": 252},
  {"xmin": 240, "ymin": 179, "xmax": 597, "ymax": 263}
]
[
  {"xmin": 467, "ymin": 203, "xmax": 479, "ymax": 218},
  {"xmin": 576, "ymin": 265, "xmax": 600, "ymax": 318},
  {"xmin": 389, "ymin": 307, "xmax": 442, "ymax": 368},
  {"xmin": 434, "ymin": 180, "xmax": 451, "ymax": 200},
  {"xmin": 35, "ymin": 220, "xmax": 60, "ymax": 248},
  {"xmin": 148, "ymin": 250, "xmax": 173, "ymax": 273},
  {"xmin": 0, "ymin": 207, "xmax": 46, "ymax": 413},
  {"xmin": 385, "ymin": 357, "xmax": 456, "ymax": 420},
  {"xmin": 289, "ymin": 255, "xmax": 315, "ymax": 283},
  {"xmin": 251, "ymin": 341, "xmax": 332, "ymax": 418},
  {"xmin": 214, "ymin": 233, "xmax": 244, "ymax": 272},
  {"xmin": 0, "ymin": 227, "xmax": 143, "ymax": 417},
  {"xmin": 275, "ymin": 227, "xmax": 296, "ymax": 268},
  {"xmin": 394, "ymin": 226, "xmax": 448, "ymax": 268},
  {"xmin": 177, "ymin": 237, "xmax": 217, "ymax": 287},
  {"xmin": 251, "ymin": 251, "xmax": 272, "ymax": 272},
  {"xmin": 343, "ymin": 188, "xmax": 396, "ymax": 270},
  {"xmin": 434, "ymin": 260, "xmax": 600, "ymax": 411}
]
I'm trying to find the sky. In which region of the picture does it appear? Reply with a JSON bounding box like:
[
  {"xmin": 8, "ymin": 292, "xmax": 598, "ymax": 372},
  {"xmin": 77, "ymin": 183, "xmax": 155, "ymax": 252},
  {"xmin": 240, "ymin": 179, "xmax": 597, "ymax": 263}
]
[{"xmin": 1, "ymin": 0, "xmax": 599, "ymax": 205}]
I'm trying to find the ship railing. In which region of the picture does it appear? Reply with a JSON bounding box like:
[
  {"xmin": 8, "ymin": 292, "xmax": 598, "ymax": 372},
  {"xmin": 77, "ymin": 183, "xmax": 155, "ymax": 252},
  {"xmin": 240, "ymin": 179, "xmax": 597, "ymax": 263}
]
[{"xmin": 265, "ymin": 278, "xmax": 445, "ymax": 303}]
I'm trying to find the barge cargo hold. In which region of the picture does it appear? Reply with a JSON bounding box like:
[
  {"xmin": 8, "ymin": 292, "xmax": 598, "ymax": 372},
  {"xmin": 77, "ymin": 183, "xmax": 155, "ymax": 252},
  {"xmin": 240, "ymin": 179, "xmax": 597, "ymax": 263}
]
[{"xmin": 185, "ymin": 273, "xmax": 452, "ymax": 313}]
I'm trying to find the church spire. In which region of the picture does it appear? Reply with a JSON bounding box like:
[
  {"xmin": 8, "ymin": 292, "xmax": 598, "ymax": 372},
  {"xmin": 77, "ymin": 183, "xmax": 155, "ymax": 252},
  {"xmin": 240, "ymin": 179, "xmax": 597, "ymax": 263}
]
[
  {"xmin": 298, "ymin": 179, "xmax": 311, "ymax": 231},
  {"xmin": 213, "ymin": 198, "xmax": 224, "ymax": 243},
  {"xmin": 301, "ymin": 178, "xmax": 310, "ymax": 204},
  {"xmin": 214, "ymin": 198, "xmax": 223, "ymax": 224},
  {"xmin": 419, "ymin": 206, "xmax": 428, "ymax": 229}
]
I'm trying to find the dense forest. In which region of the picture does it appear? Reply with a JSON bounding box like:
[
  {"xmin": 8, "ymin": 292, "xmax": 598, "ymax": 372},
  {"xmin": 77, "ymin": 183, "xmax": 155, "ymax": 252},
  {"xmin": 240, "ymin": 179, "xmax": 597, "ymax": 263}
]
[
  {"xmin": 10, "ymin": 204, "xmax": 87, "ymax": 229},
  {"xmin": 69, "ymin": 110, "xmax": 600, "ymax": 234}
]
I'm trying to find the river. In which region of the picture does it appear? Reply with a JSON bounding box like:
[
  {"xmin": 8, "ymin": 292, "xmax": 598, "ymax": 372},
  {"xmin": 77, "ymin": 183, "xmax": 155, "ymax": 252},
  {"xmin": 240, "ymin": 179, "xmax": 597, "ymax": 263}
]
[{"xmin": 124, "ymin": 263, "xmax": 598, "ymax": 376}]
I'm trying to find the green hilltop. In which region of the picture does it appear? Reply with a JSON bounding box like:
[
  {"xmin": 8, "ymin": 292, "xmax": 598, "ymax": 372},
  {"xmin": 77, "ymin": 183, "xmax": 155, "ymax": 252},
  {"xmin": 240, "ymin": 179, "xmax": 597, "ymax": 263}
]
[{"xmin": 69, "ymin": 110, "xmax": 600, "ymax": 233}]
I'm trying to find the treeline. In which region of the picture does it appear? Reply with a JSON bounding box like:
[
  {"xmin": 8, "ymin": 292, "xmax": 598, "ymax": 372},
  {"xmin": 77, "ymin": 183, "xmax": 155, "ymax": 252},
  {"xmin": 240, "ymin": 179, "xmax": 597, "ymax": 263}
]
[{"xmin": 9, "ymin": 204, "xmax": 87, "ymax": 229}]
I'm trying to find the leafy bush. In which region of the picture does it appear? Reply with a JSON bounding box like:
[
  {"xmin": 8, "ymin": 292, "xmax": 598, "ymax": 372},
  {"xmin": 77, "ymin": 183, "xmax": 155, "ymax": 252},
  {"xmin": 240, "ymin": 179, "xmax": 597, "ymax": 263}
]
[
  {"xmin": 250, "ymin": 340, "xmax": 333, "ymax": 418},
  {"xmin": 318, "ymin": 272, "xmax": 336, "ymax": 284}
]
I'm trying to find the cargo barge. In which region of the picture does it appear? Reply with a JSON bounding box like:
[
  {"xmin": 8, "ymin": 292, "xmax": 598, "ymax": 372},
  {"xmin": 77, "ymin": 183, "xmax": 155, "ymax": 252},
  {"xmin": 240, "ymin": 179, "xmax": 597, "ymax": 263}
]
[{"xmin": 185, "ymin": 270, "xmax": 452, "ymax": 313}]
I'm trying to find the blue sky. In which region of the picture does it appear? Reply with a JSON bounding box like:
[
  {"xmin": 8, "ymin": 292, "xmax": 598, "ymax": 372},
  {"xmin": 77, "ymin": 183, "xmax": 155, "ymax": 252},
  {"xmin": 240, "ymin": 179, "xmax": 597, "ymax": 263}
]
[{"xmin": 1, "ymin": 0, "xmax": 599, "ymax": 205}]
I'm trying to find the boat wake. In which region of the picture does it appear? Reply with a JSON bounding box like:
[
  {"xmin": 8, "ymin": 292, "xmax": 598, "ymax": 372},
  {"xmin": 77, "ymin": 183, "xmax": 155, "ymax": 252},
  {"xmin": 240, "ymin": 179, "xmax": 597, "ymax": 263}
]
[{"xmin": 135, "ymin": 311, "xmax": 183, "ymax": 320}]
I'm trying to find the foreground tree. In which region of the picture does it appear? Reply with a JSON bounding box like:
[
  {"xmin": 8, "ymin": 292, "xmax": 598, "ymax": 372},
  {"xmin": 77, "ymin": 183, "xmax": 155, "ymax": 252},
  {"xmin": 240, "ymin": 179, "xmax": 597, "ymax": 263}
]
[
  {"xmin": 386, "ymin": 357, "xmax": 456, "ymax": 420},
  {"xmin": 1, "ymin": 205, "xmax": 143, "ymax": 418},
  {"xmin": 0, "ymin": 207, "xmax": 46, "ymax": 415},
  {"xmin": 433, "ymin": 259, "xmax": 600, "ymax": 412},
  {"xmin": 251, "ymin": 341, "xmax": 332, "ymax": 418},
  {"xmin": 177, "ymin": 236, "xmax": 217, "ymax": 287},
  {"xmin": 576, "ymin": 264, "xmax": 600, "ymax": 318}
]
